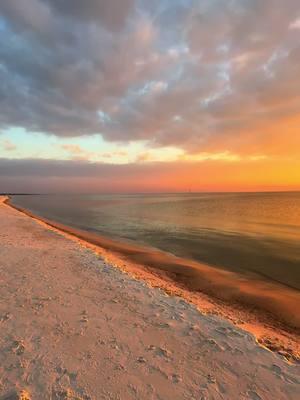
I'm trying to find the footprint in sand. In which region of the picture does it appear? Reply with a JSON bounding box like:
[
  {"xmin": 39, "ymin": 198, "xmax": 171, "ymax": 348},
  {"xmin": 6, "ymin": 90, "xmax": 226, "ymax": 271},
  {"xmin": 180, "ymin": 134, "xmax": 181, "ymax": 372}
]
[
  {"xmin": 52, "ymin": 388, "xmax": 90, "ymax": 400},
  {"xmin": 207, "ymin": 374, "xmax": 216, "ymax": 384},
  {"xmin": 147, "ymin": 345, "xmax": 171, "ymax": 359},
  {"xmin": 11, "ymin": 340, "xmax": 25, "ymax": 356},
  {"xmin": 0, "ymin": 312, "xmax": 11, "ymax": 323},
  {"xmin": 80, "ymin": 310, "xmax": 89, "ymax": 323},
  {"xmin": 215, "ymin": 326, "xmax": 245, "ymax": 338},
  {"xmin": 247, "ymin": 390, "xmax": 262, "ymax": 400},
  {"xmin": 170, "ymin": 373, "xmax": 182, "ymax": 383},
  {"xmin": 271, "ymin": 364, "xmax": 282, "ymax": 376},
  {"xmin": 204, "ymin": 338, "xmax": 223, "ymax": 351}
]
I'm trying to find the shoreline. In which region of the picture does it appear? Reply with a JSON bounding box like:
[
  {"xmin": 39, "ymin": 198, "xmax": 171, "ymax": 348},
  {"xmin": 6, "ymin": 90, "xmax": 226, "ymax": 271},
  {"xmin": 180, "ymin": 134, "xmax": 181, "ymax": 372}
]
[
  {"xmin": 3, "ymin": 196, "xmax": 300, "ymax": 362},
  {"xmin": 1, "ymin": 196, "xmax": 300, "ymax": 399}
]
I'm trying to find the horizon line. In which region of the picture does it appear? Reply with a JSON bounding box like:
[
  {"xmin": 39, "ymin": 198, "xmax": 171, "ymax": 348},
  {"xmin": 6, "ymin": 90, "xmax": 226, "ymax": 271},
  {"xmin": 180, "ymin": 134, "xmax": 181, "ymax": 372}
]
[{"xmin": 2, "ymin": 189, "xmax": 300, "ymax": 196}]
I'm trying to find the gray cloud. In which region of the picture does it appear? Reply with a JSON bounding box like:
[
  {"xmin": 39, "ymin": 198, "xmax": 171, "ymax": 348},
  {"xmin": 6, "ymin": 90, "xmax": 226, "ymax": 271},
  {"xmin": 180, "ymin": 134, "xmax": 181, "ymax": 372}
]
[
  {"xmin": 45, "ymin": 0, "xmax": 134, "ymax": 30},
  {"xmin": 1, "ymin": 156, "xmax": 299, "ymax": 194},
  {"xmin": 0, "ymin": 0, "xmax": 299, "ymax": 152},
  {"xmin": 0, "ymin": 157, "xmax": 176, "ymax": 193}
]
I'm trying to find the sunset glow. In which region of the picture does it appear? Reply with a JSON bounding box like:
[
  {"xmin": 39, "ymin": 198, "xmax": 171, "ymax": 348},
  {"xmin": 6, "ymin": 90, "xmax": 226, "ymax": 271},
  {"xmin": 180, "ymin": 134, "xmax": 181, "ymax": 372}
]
[{"xmin": 0, "ymin": 0, "xmax": 300, "ymax": 192}]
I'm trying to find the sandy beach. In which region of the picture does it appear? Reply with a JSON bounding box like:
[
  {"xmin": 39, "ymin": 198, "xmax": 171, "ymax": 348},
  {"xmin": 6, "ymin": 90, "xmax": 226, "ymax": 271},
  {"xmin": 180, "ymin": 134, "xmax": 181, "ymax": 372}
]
[{"xmin": 0, "ymin": 196, "xmax": 299, "ymax": 399}]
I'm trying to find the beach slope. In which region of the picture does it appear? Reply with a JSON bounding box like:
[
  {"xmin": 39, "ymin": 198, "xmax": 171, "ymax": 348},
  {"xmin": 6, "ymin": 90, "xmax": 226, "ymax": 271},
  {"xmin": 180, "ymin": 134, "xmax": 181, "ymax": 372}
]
[{"xmin": 0, "ymin": 197, "xmax": 299, "ymax": 399}]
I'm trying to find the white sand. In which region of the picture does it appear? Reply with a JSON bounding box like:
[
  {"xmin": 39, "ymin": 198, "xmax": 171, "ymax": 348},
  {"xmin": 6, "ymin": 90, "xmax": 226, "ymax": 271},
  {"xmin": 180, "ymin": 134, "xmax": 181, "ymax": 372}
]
[{"xmin": 0, "ymin": 197, "xmax": 299, "ymax": 399}]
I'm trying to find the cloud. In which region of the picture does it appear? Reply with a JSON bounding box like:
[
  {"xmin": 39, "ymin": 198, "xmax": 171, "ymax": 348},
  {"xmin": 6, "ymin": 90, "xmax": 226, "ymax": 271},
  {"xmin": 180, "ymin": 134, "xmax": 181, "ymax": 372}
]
[
  {"xmin": 60, "ymin": 143, "xmax": 129, "ymax": 162},
  {"xmin": 0, "ymin": 0, "xmax": 299, "ymax": 157},
  {"xmin": 0, "ymin": 157, "xmax": 299, "ymax": 193},
  {"xmin": 60, "ymin": 144, "xmax": 93, "ymax": 160},
  {"xmin": 289, "ymin": 18, "xmax": 300, "ymax": 30},
  {"xmin": 45, "ymin": 0, "xmax": 134, "ymax": 30},
  {"xmin": 61, "ymin": 144, "xmax": 86, "ymax": 154},
  {"xmin": 0, "ymin": 0, "xmax": 52, "ymax": 33},
  {"xmin": 1, "ymin": 139, "xmax": 17, "ymax": 151}
]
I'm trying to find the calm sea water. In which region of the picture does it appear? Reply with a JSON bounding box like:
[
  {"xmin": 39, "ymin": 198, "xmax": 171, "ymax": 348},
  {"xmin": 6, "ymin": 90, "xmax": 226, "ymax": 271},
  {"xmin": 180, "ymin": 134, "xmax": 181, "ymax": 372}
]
[{"xmin": 12, "ymin": 192, "xmax": 300, "ymax": 290}]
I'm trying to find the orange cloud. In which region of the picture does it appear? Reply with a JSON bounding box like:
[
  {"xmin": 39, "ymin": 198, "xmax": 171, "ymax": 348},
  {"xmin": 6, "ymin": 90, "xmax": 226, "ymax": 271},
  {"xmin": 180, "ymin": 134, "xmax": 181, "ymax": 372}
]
[{"xmin": 1, "ymin": 139, "xmax": 17, "ymax": 151}]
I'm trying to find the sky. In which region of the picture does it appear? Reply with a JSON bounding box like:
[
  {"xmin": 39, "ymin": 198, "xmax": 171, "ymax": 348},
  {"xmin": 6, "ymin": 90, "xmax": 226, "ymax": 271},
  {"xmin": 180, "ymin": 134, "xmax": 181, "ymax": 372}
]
[{"xmin": 0, "ymin": 0, "xmax": 300, "ymax": 193}]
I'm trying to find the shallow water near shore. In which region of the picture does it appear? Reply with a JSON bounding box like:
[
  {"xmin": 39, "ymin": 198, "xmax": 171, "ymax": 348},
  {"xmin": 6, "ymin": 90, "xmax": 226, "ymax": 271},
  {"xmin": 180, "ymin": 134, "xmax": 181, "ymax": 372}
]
[{"xmin": 11, "ymin": 192, "xmax": 300, "ymax": 290}]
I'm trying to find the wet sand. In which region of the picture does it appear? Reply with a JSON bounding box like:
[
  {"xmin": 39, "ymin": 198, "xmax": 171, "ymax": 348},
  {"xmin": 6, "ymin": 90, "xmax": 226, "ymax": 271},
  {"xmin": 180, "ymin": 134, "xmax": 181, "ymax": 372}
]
[{"xmin": 0, "ymin": 196, "xmax": 300, "ymax": 399}]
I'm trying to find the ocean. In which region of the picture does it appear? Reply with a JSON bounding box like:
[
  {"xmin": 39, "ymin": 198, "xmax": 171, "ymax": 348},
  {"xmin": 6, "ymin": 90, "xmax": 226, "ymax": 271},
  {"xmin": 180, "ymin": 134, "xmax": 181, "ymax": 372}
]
[{"xmin": 11, "ymin": 192, "xmax": 300, "ymax": 291}]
